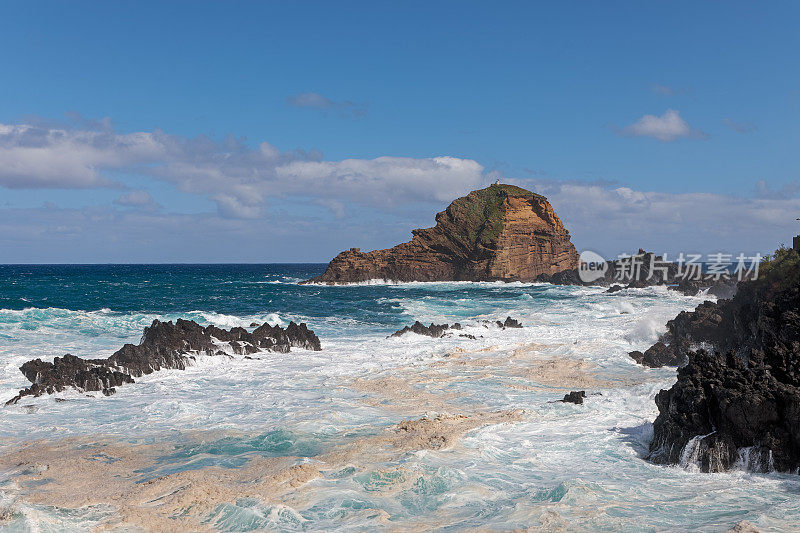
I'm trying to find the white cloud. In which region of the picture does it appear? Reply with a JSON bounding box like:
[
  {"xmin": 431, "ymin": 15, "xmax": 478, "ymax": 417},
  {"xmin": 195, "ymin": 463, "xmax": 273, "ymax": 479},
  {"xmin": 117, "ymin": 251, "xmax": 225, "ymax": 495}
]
[
  {"xmin": 521, "ymin": 179, "xmax": 797, "ymax": 257},
  {"xmin": 0, "ymin": 120, "xmax": 485, "ymax": 218},
  {"xmin": 620, "ymin": 109, "xmax": 707, "ymax": 142},
  {"xmin": 273, "ymin": 156, "xmax": 484, "ymax": 206},
  {"xmin": 2, "ymin": 180, "xmax": 796, "ymax": 262},
  {"xmin": 0, "ymin": 123, "xmax": 166, "ymax": 188}
]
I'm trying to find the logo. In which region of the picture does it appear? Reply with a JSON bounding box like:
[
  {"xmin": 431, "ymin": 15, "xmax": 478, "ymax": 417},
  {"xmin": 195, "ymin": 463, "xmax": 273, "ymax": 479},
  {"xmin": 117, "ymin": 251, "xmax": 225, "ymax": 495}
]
[{"xmin": 578, "ymin": 250, "xmax": 608, "ymax": 283}]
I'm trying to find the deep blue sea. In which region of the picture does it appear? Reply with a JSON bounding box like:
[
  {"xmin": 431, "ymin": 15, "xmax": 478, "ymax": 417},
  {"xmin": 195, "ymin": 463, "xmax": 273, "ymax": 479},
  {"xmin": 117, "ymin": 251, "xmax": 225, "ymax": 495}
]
[{"xmin": 1, "ymin": 265, "xmax": 798, "ymax": 531}]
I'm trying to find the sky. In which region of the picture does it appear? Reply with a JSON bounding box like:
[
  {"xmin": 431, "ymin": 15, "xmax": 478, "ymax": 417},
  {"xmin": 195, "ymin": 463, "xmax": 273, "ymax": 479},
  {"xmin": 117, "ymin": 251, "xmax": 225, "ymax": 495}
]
[{"xmin": 0, "ymin": 1, "xmax": 798, "ymax": 263}]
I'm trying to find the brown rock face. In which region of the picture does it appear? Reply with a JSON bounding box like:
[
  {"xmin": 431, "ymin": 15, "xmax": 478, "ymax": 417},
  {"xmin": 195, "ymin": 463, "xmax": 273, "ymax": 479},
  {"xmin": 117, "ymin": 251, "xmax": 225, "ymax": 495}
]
[{"xmin": 303, "ymin": 184, "xmax": 578, "ymax": 284}]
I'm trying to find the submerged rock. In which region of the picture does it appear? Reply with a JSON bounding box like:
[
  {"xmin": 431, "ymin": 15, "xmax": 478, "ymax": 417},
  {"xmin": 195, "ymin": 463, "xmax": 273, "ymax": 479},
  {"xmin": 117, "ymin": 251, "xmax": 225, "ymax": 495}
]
[
  {"xmin": 303, "ymin": 184, "xmax": 578, "ymax": 284},
  {"xmin": 6, "ymin": 319, "xmax": 321, "ymax": 404},
  {"xmin": 647, "ymin": 248, "xmax": 800, "ymax": 473}
]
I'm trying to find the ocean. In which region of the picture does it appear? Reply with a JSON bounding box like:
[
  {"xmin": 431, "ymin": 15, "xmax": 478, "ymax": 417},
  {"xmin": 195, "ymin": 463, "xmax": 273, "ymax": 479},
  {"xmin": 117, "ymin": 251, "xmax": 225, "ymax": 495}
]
[{"xmin": 0, "ymin": 264, "xmax": 798, "ymax": 531}]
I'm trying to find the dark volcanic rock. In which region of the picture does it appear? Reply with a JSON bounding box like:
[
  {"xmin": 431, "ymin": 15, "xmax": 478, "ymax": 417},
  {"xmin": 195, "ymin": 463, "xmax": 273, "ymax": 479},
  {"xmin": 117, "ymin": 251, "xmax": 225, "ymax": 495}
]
[
  {"xmin": 668, "ymin": 275, "xmax": 741, "ymax": 298},
  {"xmin": 12, "ymin": 355, "xmax": 135, "ymax": 404},
  {"xmin": 537, "ymin": 268, "xmax": 585, "ymax": 285},
  {"xmin": 538, "ymin": 250, "xmax": 680, "ymax": 289},
  {"xmin": 541, "ymin": 249, "xmax": 747, "ymax": 297},
  {"xmin": 561, "ymin": 391, "xmax": 586, "ymax": 404},
  {"xmin": 391, "ymin": 317, "xmax": 522, "ymax": 338},
  {"xmin": 669, "ymin": 277, "xmax": 705, "ymax": 296},
  {"xmin": 647, "ymin": 248, "xmax": 800, "ymax": 473},
  {"xmin": 629, "ymin": 341, "xmax": 687, "ymax": 368},
  {"xmin": 390, "ymin": 321, "xmax": 462, "ymax": 338},
  {"xmin": 303, "ymin": 184, "xmax": 578, "ymax": 284},
  {"xmin": 7, "ymin": 319, "xmax": 321, "ymax": 404},
  {"xmin": 629, "ymin": 298, "xmax": 734, "ymax": 369},
  {"xmin": 706, "ymin": 277, "xmax": 740, "ymax": 299}
]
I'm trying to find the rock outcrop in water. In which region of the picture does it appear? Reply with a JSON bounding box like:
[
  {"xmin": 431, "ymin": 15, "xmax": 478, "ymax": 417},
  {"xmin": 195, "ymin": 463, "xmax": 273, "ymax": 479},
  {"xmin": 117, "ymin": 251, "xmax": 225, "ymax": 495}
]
[
  {"xmin": 7, "ymin": 319, "xmax": 321, "ymax": 404},
  {"xmin": 303, "ymin": 184, "xmax": 578, "ymax": 284},
  {"xmin": 390, "ymin": 317, "xmax": 523, "ymax": 338},
  {"xmin": 537, "ymin": 249, "xmax": 678, "ymax": 287},
  {"xmin": 561, "ymin": 390, "xmax": 586, "ymax": 404},
  {"xmin": 390, "ymin": 321, "xmax": 461, "ymax": 338},
  {"xmin": 539, "ymin": 249, "xmax": 745, "ymax": 297},
  {"xmin": 498, "ymin": 316, "xmax": 523, "ymax": 328},
  {"xmin": 646, "ymin": 248, "xmax": 800, "ymax": 473}
]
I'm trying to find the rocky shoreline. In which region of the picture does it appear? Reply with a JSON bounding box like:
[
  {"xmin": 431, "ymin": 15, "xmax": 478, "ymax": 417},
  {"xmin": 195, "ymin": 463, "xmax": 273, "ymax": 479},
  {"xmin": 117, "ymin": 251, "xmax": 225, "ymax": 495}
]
[
  {"xmin": 6, "ymin": 319, "xmax": 321, "ymax": 404},
  {"xmin": 639, "ymin": 248, "xmax": 800, "ymax": 473},
  {"xmin": 538, "ymin": 248, "xmax": 742, "ymax": 298}
]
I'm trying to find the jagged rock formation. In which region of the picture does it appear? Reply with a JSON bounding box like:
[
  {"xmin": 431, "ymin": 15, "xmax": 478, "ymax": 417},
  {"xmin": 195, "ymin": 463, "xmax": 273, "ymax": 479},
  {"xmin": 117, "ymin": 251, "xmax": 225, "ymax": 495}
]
[
  {"xmin": 561, "ymin": 391, "xmax": 586, "ymax": 404},
  {"xmin": 498, "ymin": 317, "xmax": 523, "ymax": 328},
  {"xmin": 629, "ymin": 341, "xmax": 685, "ymax": 368},
  {"xmin": 628, "ymin": 297, "xmax": 738, "ymax": 368},
  {"xmin": 390, "ymin": 321, "xmax": 461, "ymax": 338},
  {"xmin": 390, "ymin": 317, "xmax": 523, "ymax": 338},
  {"xmin": 668, "ymin": 276, "xmax": 740, "ymax": 299},
  {"xmin": 303, "ymin": 184, "xmax": 578, "ymax": 284},
  {"xmin": 646, "ymin": 248, "xmax": 800, "ymax": 473},
  {"xmin": 7, "ymin": 319, "xmax": 321, "ymax": 404}
]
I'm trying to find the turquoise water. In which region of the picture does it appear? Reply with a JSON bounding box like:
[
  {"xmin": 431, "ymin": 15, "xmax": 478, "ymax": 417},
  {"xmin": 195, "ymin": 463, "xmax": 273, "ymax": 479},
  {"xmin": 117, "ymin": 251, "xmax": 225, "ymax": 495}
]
[{"xmin": 1, "ymin": 265, "xmax": 799, "ymax": 531}]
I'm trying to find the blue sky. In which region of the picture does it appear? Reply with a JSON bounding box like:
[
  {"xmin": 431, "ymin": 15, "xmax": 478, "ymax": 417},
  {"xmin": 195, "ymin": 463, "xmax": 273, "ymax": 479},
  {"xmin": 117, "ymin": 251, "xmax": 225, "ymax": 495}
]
[{"xmin": 0, "ymin": 1, "xmax": 798, "ymax": 262}]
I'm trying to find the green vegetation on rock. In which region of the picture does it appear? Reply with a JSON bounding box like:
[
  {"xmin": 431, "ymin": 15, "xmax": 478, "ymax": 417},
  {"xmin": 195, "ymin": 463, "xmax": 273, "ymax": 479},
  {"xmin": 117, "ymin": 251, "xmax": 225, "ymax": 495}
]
[
  {"xmin": 443, "ymin": 184, "xmax": 544, "ymax": 247},
  {"xmin": 751, "ymin": 246, "xmax": 800, "ymax": 295}
]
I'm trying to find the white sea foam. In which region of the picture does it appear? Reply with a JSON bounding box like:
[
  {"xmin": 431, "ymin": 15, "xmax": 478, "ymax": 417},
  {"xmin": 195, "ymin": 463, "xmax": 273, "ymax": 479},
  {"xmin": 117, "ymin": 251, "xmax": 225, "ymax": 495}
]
[
  {"xmin": 2, "ymin": 284, "xmax": 798, "ymax": 531},
  {"xmin": 302, "ymin": 278, "xmax": 548, "ymax": 289}
]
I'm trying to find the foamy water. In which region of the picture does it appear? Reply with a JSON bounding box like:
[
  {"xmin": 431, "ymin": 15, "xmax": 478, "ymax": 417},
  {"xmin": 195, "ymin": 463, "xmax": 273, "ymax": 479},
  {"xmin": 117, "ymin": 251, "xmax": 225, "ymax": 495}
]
[{"xmin": 0, "ymin": 265, "xmax": 798, "ymax": 531}]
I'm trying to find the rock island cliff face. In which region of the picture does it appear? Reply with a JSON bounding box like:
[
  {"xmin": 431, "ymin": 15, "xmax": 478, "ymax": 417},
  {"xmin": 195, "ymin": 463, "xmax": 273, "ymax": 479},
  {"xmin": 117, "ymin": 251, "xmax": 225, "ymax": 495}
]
[{"xmin": 304, "ymin": 184, "xmax": 578, "ymax": 284}]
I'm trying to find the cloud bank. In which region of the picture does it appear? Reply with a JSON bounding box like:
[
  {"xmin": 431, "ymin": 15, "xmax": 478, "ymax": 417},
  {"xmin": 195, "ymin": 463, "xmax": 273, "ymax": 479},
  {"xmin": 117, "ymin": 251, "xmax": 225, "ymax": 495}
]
[
  {"xmin": 0, "ymin": 118, "xmax": 792, "ymax": 262},
  {"xmin": 0, "ymin": 120, "xmax": 484, "ymax": 218},
  {"xmin": 3, "ymin": 178, "xmax": 794, "ymax": 263},
  {"xmin": 520, "ymin": 179, "xmax": 798, "ymax": 257}
]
